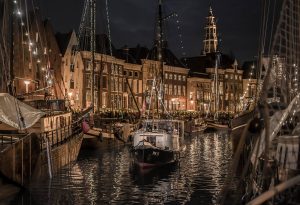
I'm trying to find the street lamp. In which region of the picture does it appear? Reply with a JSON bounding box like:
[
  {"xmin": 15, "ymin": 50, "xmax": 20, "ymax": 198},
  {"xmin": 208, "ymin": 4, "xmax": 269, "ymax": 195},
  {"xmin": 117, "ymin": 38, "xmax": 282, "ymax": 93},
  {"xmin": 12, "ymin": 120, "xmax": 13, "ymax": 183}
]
[{"xmin": 24, "ymin": 80, "xmax": 30, "ymax": 93}]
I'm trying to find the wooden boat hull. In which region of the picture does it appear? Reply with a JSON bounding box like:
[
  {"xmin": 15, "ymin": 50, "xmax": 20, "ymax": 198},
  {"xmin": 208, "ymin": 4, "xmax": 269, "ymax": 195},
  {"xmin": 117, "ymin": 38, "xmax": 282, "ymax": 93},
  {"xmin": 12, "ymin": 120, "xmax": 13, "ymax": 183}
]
[
  {"xmin": 0, "ymin": 131, "xmax": 83, "ymax": 186},
  {"xmin": 184, "ymin": 125, "xmax": 207, "ymax": 136},
  {"xmin": 82, "ymin": 133, "xmax": 128, "ymax": 149},
  {"xmin": 230, "ymin": 110, "xmax": 255, "ymax": 151},
  {"xmin": 204, "ymin": 121, "xmax": 229, "ymax": 132},
  {"xmin": 133, "ymin": 148, "xmax": 177, "ymax": 169}
]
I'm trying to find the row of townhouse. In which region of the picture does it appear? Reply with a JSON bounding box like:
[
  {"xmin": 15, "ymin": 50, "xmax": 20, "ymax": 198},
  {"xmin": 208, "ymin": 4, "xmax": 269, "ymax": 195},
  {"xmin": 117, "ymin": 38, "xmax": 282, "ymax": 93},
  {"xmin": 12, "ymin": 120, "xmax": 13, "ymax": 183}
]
[
  {"xmin": 59, "ymin": 31, "xmax": 189, "ymax": 112},
  {"xmin": 5, "ymin": 7, "xmax": 258, "ymax": 115}
]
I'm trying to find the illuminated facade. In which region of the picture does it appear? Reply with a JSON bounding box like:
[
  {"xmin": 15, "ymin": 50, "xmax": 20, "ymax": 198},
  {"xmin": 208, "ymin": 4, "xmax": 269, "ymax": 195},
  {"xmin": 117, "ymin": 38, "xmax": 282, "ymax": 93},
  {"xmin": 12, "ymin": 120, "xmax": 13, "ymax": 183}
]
[
  {"xmin": 8, "ymin": 9, "xmax": 62, "ymax": 97},
  {"xmin": 57, "ymin": 34, "xmax": 188, "ymax": 112},
  {"xmin": 10, "ymin": 6, "xmax": 256, "ymax": 115},
  {"xmin": 187, "ymin": 75, "xmax": 211, "ymax": 112}
]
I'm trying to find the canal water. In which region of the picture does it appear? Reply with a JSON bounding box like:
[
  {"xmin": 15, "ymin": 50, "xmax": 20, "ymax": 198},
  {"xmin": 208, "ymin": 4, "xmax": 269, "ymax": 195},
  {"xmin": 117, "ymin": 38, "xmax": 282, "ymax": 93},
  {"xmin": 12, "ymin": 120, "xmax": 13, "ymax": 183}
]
[{"xmin": 10, "ymin": 132, "xmax": 236, "ymax": 205}]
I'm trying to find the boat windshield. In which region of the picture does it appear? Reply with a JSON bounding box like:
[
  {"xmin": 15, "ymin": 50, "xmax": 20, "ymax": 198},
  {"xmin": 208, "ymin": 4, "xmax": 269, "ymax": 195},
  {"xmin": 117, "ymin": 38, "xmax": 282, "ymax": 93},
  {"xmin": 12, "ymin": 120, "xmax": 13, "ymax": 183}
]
[{"xmin": 143, "ymin": 120, "xmax": 179, "ymax": 134}]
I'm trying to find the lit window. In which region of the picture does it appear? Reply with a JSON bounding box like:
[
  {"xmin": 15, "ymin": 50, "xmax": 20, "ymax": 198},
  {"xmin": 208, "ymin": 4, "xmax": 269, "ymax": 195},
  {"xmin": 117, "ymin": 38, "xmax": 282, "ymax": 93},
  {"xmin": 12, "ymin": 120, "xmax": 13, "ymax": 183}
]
[
  {"xmin": 165, "ymin": 84, "xmax": 168, "ymax": 95},
  {"xmin": 189, "ymin": 92, "xmax": 193, "ymax": 100},
  {"xmin": 70, "ymin": 63, "xmax": 74, "ymax": 72},
  {"xmin": 169, "ymin": 85, "xmax": 172, "ymax": 95},
  {"xmin": 178, "ymin": 85, "xmax": 181, "ymax": 95},
  {"xmin": 174, "ymin": 85, "xmax": 177, "ymax": 95}
]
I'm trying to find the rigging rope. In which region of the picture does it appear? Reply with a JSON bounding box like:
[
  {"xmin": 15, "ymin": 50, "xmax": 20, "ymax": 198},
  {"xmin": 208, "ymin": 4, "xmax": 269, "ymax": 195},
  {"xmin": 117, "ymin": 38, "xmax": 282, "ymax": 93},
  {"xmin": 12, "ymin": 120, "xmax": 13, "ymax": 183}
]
[{"xmin": 105, "ymin": 0, "xmax": 113, "ymax": 56}]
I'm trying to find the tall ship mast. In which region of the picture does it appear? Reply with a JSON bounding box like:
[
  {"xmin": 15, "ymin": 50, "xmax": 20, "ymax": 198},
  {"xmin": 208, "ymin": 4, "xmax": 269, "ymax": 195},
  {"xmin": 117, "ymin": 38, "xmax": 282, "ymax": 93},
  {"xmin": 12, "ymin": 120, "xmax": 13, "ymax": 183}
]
[
  {"xmin": 0, "ymin": 0, "xmax": 15, "ymax": 95},
  {"xmin": 0, "ymin": 0, "xmax": 90, "ymax": 187},
  {"xmin": 221, "ymin": 0, "xmax": 300, "ymax": 203},
  {"xmin": 131, "ymin": 0, "xmax": 184, "ymax": 169},
  {"xmin": 157, "ymin": 0, "xmax": 164, "ymax": 116}
]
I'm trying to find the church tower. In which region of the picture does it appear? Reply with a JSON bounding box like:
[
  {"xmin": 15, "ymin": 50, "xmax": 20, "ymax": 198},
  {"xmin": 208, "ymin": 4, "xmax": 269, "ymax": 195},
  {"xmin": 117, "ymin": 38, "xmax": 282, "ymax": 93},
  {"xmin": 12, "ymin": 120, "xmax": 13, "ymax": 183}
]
[{"xmin": 202, "ymin": 7, "xmax": 218, "ymax": 55}]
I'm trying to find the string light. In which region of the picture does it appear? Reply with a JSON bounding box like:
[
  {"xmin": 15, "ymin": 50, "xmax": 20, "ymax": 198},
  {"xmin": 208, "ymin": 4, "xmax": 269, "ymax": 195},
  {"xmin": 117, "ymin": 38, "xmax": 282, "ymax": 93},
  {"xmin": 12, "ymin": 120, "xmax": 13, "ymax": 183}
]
[
  {"xmin": 12, "ymin": 0, "xmax": 51, "ymax": 89},
  {"xmin": 240, "ymin": 62, "xmax": 256, "ymax": 110},
  {"xmin": 16, "ymin": 9, "xmax": 21, "ymax": 16},
  {"xmin": 293, "ymin": 64, "xmax": 298, "ymax": 95},
  {"xmin": 174, "ymin": 14, "xmax": 187, "ymax": 58}
]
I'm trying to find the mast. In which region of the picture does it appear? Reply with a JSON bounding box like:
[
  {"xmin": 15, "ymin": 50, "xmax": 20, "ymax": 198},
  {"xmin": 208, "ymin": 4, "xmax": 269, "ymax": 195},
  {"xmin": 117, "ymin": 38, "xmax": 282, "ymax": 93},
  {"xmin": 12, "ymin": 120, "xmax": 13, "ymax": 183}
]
[
  {"xmin": 90, "ymin": 0, "xmax": 96, "ymax": 111},
  {"xmin": 157, "ymin": 0, "xmax": 164, "ymax": 116},
  {"xmin": 8, "ymin": 0, "xmax": 14, "ymax": 95},
  {"xmin": 1, "ymin": 0, "xmax": 15, "ymax": 95},
  {"xmin": 214, "ymin": 51, "xmax": 220, "ymax": 119}
]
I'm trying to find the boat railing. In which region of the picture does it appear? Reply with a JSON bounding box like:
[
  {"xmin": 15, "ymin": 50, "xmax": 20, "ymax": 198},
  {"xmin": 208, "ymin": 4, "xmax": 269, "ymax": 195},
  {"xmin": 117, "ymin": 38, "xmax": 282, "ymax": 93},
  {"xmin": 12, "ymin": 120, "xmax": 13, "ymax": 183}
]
[
  {"xmin": 0, "ymin": 133, "xmax": 27, "ymax": 148},
  {"xmin": 39, "ymin": 119, "xmax": 82, "ymax": 151}
]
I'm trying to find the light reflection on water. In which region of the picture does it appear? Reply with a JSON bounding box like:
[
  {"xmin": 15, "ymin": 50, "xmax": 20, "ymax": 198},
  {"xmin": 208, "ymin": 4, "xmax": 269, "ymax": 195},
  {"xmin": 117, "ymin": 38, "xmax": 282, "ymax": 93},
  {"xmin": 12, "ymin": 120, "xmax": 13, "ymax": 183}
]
[{"xmin": 11, "ymin": 132, "xmax": 234, "ymax": 205}]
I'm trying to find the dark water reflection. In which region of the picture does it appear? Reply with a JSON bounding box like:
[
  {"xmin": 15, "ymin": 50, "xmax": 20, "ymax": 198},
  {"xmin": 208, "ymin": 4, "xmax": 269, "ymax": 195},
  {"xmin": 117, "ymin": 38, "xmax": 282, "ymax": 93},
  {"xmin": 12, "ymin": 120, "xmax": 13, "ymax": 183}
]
[{"xmin": 11, "ymin": 132, "xmax": 234, "ymax": 205}]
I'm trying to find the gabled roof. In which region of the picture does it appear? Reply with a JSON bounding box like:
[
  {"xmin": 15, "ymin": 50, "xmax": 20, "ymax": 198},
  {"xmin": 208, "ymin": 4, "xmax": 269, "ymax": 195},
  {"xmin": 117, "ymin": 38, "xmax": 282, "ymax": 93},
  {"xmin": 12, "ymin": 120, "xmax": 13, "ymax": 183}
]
[
  {"xmin": 148, "ymin": 46, "xmax": 186, "ymax": 68},
  {"xmin": 56, "ymin": 31, "xmax": 73, "ymax": 55},
  {"xmin": 183, "ymin": 52, "xmax": 240, "ymax": 77},
  {"xmin": 115, "ymin": 45, "xmax": 149, "ymax": 64},
  {"xmin": 56, "ymin": 32, "xmax": 116, "ymax": 56},
  {"xmin": 116, "ymin": 44, "xmax": 186, "ymax": 68}
]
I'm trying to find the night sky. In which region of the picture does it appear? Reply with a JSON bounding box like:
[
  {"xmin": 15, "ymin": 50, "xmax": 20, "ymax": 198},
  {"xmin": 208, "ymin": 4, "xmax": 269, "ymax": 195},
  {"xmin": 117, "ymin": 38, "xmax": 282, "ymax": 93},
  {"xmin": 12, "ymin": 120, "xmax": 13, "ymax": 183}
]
[{"xmin": 39, "ymin": 0, "xmax": 261, "ymax": 63}]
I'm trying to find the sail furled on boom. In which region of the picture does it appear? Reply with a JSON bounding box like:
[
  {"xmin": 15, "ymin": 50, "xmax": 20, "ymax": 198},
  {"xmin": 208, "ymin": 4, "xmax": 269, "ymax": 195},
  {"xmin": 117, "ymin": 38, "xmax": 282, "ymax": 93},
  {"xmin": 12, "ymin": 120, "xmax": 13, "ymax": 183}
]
[{"xmin": 0, "ymin": 93, "xmax": 45, "ymax": 130}]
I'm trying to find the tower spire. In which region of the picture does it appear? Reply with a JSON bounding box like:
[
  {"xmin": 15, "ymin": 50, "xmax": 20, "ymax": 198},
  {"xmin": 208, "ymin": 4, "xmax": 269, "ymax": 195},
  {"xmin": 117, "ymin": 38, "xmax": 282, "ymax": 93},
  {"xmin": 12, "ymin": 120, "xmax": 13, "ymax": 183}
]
[{"xmin": 202, "ymin": 6, "xmax": 218, "ymax": 55}]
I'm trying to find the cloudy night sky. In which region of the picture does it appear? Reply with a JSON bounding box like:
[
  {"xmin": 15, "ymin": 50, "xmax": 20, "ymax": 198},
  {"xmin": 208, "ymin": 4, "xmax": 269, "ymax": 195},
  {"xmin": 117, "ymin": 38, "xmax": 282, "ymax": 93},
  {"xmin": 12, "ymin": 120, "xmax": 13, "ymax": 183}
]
[{"xmin": 39, "ymin": 0, "xmax": 261, "ymax": 63}]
